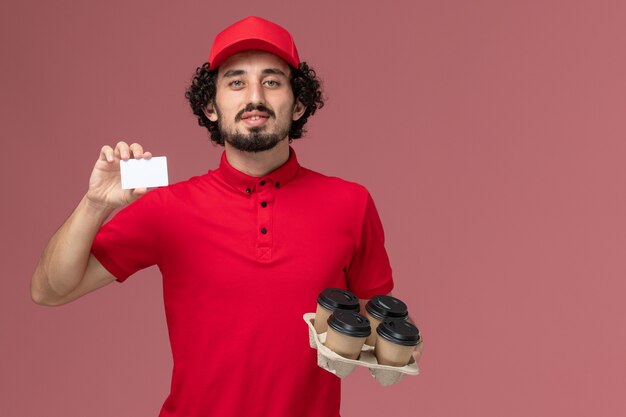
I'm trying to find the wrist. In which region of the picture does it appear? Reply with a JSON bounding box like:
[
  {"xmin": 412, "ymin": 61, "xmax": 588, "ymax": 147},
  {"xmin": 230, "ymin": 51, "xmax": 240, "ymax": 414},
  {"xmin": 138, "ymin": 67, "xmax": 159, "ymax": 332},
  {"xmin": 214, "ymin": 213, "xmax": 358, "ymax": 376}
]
[{"xmin": 81, "ymin": 195, "xmax": 116, "ymax": 220}]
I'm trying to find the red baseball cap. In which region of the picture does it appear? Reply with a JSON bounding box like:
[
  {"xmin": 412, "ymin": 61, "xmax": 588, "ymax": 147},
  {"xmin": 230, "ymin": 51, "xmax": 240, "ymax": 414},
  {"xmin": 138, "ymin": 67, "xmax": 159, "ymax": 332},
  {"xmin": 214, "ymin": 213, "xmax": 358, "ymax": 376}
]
[{"xmin": 208, "ymin": 16, "xmax": 300, "ymax": 70}]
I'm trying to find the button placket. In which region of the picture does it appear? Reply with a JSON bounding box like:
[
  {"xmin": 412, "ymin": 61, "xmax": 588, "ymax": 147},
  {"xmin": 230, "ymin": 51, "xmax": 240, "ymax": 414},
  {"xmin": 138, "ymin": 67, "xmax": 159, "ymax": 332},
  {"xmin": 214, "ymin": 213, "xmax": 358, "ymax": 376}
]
[{"xmin": 255, "ymin": 182, "xmax": 275, "ymax": 260}]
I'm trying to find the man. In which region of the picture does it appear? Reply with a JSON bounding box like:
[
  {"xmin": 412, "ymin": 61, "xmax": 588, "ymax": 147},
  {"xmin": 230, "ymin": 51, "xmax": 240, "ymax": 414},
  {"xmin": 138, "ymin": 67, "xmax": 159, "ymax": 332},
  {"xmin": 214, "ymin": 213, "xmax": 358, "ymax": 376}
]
[{"xmin": 31, "ymin": 16, "xmax": 422, "ymax": 417}]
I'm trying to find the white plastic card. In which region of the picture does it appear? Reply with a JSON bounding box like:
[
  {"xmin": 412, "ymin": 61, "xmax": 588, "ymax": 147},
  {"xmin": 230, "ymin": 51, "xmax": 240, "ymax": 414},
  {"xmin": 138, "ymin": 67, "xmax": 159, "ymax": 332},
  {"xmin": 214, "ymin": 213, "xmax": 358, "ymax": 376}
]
[{"xmin": 120, "ymin": 157, "xmax": 169, "ymax": 190}]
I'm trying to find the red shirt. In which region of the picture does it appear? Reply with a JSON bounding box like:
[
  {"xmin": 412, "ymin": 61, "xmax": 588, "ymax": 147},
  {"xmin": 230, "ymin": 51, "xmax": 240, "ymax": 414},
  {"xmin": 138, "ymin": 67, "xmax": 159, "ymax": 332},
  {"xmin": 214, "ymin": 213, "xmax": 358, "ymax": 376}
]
[{"xmin": 92, "ymin": 148, "xmax": 394, "ymax": 417}]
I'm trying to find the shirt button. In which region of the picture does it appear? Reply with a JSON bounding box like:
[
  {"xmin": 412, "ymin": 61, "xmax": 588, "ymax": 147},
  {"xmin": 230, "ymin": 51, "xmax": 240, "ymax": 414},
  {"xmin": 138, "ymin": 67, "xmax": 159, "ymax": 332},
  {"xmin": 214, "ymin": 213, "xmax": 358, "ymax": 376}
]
[
  {"xmin": 275, "ymin": 182, "xmax": 281, "ymax": 189},
  {"xmin": 245, "ymin": 187, "xmax": 251, "ymax": 193},
  {"xmin": 261, "ymin": 227, "xmax": 268, "ymax": 234},
  {"xmin": 260, "ymin": 202, "xmax": 267, "ymax": 208},
  {"xmin": 260, "ymin": 180, "xmax": 266, "ymax": 186}
]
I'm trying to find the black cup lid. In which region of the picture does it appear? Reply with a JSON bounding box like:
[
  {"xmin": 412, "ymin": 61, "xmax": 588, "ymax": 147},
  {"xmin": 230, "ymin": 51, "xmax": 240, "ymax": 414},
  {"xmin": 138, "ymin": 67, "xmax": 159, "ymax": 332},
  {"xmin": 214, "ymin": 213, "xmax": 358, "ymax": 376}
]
[
  {"xmin": 376, "ymin": 318, "xmax": 420, "ymax": 346},
  {"xmin": 327, "ymin": 310, "xmax": 371, "ymax": 338},
  {"xmin": 365, "ymin": 295, "xmax": 409, "ymax": 320},
  {"xmin": 317, "ymin": 288, "xmax": 360, "ymax": 312}
]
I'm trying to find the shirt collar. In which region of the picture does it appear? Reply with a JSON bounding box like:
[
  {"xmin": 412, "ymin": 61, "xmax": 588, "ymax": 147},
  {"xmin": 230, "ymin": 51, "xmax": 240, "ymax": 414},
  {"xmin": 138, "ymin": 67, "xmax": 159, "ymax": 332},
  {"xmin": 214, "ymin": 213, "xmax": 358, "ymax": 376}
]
[{"xmin": 218, "ymin": 147, "xmax": 300, "ymax": 195}]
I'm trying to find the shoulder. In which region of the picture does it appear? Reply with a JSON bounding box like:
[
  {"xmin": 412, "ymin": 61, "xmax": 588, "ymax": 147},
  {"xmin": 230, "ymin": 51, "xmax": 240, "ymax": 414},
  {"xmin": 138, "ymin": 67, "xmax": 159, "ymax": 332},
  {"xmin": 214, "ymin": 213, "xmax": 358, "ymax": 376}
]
[
  {"xmin": 298, "ymin": 167, "xmax": 372, "ymax": 208},
  {"xmin": 299, "ymin": 167, "xmax": 368, "ymax": 193}
]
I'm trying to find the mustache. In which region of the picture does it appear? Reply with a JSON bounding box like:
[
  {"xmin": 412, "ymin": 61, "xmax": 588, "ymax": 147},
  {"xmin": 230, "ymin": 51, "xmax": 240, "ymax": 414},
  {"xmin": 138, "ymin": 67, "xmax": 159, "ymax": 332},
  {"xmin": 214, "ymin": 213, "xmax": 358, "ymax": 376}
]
[{"xmin": 235, "ymin": 104, "xmax": 276, "ymax": 122}]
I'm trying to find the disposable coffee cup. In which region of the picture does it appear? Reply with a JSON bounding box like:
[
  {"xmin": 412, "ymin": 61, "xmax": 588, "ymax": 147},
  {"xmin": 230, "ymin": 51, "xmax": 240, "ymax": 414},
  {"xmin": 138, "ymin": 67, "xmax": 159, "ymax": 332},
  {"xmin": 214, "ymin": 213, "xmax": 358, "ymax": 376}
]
[
  {"xmin": 375, "ymin": 318, "xmax": 420, "ymax": 366},
  {"xmin": 364, "ymin": 295, "xmax": 409, "ymax": 345},
  {"xmin": 314, "ymin": 288, "xmax": 360, "ymax": 334},
  {"xmin": 324, "ymin": 310, "xmax": 371, "ymax": 360}
]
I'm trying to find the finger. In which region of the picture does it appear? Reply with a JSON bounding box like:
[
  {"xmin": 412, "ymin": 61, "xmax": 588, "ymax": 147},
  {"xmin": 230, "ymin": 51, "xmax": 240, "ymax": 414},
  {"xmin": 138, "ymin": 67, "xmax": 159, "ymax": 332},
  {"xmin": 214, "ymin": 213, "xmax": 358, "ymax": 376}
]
[
  {"xmin": 115, "ymin": 141, "xmax": 130, "ymax": 160},
  {"xmin": 120, "ymin": 188, "xmax": 146, "ymax": 206},
  {"xmin": 412, "ymin": 340, "xmax": 424, "ymax": 363},
  {"xmin": 129, "ymin": 143, "xmax": 144, "ymax": 159},
  {"xmin": 143, "ymin": 151, "xmax": 153, "ymax": 159},
  {"xmin": 132, "ymin": 187, "xmax": 148, "ymax": 197},
  {"xmin": 99, "ymin": 145, "xmax": 114, "ymax": 162},
  {"xmin": 415, "ymin": 340, "xmax": 424, "ymax": 354}
]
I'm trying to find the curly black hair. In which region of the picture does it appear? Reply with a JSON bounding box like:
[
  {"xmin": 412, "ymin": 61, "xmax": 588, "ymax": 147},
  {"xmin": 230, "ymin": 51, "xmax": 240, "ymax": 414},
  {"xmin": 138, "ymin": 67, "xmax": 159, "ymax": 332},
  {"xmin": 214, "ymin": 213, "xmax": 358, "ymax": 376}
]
[{"xmin": 185, "ymin": 62, "xmax": 324, "ymax": 145}]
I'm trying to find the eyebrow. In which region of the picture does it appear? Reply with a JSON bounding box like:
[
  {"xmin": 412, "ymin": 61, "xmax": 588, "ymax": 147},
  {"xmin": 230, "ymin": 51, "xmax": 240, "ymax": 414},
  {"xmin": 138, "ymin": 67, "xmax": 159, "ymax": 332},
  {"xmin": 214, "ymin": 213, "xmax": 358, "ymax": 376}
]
[
  {"xmin": 222, "ymin": 68, "xmax": 288, "ymax": 78},
  {"xmin": 222, "ymin": 69, "xmax": 245, "ymax": 78},
  {"xmin": 262, "ymin": 68, "xmax": 288, "ymax": 77}
]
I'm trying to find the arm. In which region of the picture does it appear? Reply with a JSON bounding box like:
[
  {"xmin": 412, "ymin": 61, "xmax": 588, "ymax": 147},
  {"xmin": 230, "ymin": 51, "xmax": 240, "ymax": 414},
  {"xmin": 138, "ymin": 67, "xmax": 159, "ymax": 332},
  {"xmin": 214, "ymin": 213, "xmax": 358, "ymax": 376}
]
[
  {"xmin": 30, "ymin": 142, "xmax": 151, "ymax": 306},
  {"xmin": 358, "ymin": 292, "xmax": 424, "ymax": 364}
]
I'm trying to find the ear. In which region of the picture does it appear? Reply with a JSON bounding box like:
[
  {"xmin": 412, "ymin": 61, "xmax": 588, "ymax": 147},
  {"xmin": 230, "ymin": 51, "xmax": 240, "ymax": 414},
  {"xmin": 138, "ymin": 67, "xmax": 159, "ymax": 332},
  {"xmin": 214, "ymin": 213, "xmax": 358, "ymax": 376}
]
[
  {"xmin": 203, "ymin": 102, "xmax": 218, "ymax": 122},
  {"xmin": 292, "ymin": 100, "xmax": 306, "ymax": 121}
]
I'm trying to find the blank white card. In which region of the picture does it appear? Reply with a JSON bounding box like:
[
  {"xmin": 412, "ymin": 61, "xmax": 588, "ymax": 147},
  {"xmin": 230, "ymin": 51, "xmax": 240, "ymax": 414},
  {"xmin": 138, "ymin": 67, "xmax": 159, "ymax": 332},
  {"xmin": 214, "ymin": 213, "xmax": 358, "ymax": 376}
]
[{"xmin": 120, "ymin": 157, "xmax": 169, "ymax": 190}]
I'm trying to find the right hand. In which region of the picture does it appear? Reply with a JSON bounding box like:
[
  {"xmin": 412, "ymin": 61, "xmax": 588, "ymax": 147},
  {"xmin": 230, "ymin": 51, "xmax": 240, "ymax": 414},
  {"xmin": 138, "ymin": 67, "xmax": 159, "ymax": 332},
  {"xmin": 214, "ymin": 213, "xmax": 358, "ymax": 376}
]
[{"xmin": 85, "ymin": 141, "xmax": 153, "ymax": 210}]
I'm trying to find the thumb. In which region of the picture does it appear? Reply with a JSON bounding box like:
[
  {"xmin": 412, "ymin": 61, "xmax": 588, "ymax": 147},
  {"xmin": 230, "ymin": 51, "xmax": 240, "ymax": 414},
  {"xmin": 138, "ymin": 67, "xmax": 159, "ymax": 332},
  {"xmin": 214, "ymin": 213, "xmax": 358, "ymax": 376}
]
[
  {"xmin": 412, "ymin": 340, "xmax": 424, "ymax": 363},
  {"xmin": 133, "ymin": 187, "xmax": 148, "ymax": 195},
  {"xmin": 121, "ymin": 187, "xmax": 148, "ymax": 206},
  {"xmin": 131, "ymin": 187, "xmax": 149, "ymax": 199}
]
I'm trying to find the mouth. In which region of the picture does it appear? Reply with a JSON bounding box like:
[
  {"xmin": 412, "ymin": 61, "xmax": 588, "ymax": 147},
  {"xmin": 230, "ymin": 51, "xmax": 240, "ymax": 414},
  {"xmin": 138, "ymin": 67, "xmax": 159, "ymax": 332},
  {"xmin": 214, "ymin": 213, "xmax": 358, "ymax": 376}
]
[{"xmin": 240, "ymin": 110, "xmax": 271, "ymax": 127}]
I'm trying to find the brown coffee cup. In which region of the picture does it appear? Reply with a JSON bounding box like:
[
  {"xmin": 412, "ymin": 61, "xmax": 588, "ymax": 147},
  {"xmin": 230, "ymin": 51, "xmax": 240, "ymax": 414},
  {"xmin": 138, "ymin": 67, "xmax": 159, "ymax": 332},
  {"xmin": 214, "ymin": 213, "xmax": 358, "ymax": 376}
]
[
  {"xmin": 323, "ymin": 310, "xmax": 371, "ymax": 360},
  {"xmin": 364, "ymin": 295, "xmax": 409, "ymax": 346},
  {"xmin": 374, "ymin": 318, "xmax": 420, "ymax": 366},
  {"xmin": 314, "ymin": 288, "xmax": 360, "ymax": 334}
]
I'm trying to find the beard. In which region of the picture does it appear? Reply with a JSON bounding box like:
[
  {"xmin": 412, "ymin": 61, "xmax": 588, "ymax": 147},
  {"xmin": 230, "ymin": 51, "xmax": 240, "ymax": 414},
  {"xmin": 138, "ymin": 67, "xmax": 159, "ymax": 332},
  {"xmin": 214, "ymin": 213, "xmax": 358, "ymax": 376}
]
[
  {"xmin": 223, "ymin": 128, "xmax": 286, "ymax": 152},
  {"xmin": 217, "ymin": 104, "xmax": 292, "ymax": 153}
]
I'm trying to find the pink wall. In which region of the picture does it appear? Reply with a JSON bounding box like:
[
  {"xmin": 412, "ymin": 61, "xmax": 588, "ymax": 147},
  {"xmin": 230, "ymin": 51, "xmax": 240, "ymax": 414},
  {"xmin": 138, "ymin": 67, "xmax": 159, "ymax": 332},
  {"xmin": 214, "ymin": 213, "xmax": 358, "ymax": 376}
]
[{"xmin": 2, "ymin": 1, "xmax": 626, "ymax": 416}]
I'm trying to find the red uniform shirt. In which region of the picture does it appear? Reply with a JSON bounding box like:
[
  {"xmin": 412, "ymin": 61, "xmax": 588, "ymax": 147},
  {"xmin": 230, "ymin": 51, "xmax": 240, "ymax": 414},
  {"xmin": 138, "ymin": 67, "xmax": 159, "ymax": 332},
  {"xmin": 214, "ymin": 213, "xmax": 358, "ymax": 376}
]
[{"xmin": 92, "ymin": 148, "xmax": 394, "ymax": 417}]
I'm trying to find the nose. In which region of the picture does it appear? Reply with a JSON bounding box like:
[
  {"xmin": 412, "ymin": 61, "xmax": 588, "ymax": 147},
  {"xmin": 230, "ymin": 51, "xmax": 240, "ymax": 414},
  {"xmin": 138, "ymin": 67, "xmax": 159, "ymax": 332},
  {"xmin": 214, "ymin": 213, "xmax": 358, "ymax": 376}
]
[{"xmin": 247, "ymin": 80, "xmax": 265, "ymax": 105}]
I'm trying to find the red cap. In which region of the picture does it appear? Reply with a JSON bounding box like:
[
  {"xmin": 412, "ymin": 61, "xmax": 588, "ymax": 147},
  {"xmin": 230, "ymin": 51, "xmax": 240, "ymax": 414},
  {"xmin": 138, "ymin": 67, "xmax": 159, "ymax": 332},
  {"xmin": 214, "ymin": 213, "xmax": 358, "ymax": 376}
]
[{"xmin": 208, "ymin": 16, "xmax": 300, "ymax": 70}]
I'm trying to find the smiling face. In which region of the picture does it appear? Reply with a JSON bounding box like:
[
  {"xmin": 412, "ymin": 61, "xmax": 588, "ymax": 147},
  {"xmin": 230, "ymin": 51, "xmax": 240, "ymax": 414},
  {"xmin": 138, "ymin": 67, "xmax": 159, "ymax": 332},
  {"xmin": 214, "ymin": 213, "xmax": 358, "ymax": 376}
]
[{"xmin": 203, "ymin": 50, "xmax": 305, "ymax": 153}]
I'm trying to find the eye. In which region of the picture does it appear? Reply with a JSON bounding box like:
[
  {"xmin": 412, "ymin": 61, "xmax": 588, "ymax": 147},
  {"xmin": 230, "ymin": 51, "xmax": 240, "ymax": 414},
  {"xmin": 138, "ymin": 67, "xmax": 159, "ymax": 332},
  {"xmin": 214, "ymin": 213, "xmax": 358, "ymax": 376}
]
[
  {"xmin": 264, "ymin": 80, "xmax": 280, "ymax": 88},
  {"xmin": 229, "ymin": 80, "xmax": 244, "ymax": 89}
]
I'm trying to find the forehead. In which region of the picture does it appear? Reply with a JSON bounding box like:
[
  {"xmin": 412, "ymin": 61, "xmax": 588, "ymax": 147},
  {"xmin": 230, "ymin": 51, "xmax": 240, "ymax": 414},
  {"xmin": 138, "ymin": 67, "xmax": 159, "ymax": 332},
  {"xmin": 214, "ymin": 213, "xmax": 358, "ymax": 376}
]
[{"xmin": 218, "ymin": 50, "xmax": 291, "ymax": 77}]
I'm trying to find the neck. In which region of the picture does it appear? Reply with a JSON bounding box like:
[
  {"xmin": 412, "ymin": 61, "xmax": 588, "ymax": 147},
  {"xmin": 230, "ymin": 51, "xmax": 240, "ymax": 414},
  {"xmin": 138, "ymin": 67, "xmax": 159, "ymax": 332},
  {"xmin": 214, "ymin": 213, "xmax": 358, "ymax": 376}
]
[{"xmin": 224, "ymin": 139, "xmax": 290, "ymax": 177}]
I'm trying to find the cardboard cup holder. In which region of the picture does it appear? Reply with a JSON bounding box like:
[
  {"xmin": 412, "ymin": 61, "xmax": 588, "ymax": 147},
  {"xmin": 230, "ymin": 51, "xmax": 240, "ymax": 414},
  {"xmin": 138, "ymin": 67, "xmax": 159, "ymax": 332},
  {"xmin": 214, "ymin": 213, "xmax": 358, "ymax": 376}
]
[{"xmin": 303, "ymin": 313, "xmax": 419, "ymax": 386}]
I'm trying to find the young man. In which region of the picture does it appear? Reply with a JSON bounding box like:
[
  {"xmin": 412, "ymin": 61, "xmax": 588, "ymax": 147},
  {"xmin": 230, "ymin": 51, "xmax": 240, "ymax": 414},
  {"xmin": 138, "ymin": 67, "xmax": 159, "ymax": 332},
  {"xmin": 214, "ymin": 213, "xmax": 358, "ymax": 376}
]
[{"xmin": 31, "ymin": 16, "xmax": 422, "ymax": 417}]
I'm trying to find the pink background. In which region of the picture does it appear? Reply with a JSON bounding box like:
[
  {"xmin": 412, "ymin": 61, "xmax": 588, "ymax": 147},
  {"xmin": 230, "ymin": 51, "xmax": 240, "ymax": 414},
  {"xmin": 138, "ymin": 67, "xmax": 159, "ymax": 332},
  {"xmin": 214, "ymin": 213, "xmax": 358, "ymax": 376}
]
[{"xmin": 2, "ymin": 1, "xmax": 626, "ymax": 416}]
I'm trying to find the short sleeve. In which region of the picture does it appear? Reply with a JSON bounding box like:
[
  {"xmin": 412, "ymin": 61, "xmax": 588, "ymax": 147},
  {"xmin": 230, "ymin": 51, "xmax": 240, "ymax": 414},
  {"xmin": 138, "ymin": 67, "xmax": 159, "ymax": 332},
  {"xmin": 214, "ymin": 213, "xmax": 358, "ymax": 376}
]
[
  {"xmin": 91, "ymin": 190, "xmax": 162, "ymax": 282},
  {"xmin": 345, "ymin": 191, "xmax": 394, "ymax": 299}
]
